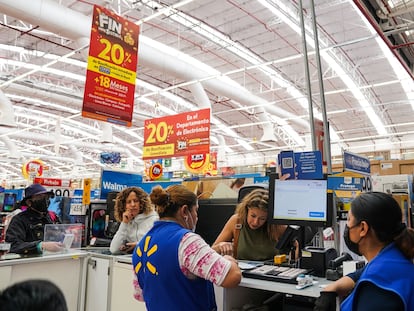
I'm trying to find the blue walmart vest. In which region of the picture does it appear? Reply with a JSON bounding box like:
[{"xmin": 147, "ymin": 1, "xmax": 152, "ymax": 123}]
[
  {"xmin": 341, "ymin": 243, "xmax": 414, "ymax": 311},
  {"xmin": 132, "ymin": 221, "xmax": 216, "ymax": 311}
]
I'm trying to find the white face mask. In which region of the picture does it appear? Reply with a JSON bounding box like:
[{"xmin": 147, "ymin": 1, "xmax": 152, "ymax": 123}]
[{"xmin": 185, "ymin": 214, "xmax": 196, "ymax": 232}]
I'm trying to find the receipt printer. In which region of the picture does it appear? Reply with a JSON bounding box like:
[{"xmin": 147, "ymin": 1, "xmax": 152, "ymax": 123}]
[{"xmin": 301, "ymin": 247, "xmax": 337, "ymax": 277}]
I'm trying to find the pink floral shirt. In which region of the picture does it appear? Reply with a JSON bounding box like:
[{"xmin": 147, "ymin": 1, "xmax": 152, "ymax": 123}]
[{"xmin": 133, "ymin": 232, "xmax": 232, "ymax": 301}]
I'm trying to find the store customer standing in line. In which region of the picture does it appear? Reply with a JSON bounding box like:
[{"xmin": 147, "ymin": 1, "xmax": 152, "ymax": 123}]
[
  {"xmin": 110, "ymin": 186, "xmax": 158, "ymax": 254},
  {"xmin": 321, "ymin": 192, "xmax": 414, "ymax": 311},
  {"xmin": 132, "ymin": 185, "xmax": 241, "ymax": 311},
  {"xmin": 5, "ymin": 184, "xmax": 63, "ymax": 255}
]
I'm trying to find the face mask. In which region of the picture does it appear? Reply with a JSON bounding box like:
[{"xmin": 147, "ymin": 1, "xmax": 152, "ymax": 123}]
[
  {"xmin": 31, "ymin": 198, "xmax": 50, "ymax": 213},
  {"xmin": 189, "ymin": 214, "xmax": 196, "ymax": 233},
  {"xmin": 185, "ymin": 214, "xmax": 196, "ymax": 232},
  {"xmin": 343, "ymin": 224, "xmax": 362, "ymax": 256}
]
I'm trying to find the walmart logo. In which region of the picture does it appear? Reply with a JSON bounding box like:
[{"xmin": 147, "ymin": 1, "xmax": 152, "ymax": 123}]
[{"xmin": 134, "ymin": 236, "xmax": 158, "ymax": 275}]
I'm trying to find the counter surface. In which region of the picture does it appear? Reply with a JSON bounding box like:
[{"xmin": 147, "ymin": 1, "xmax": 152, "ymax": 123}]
[
  {"xmin": 240, "ymin": 276, "xmax": 332, "ymax": 298},
  {"xmin": 0, "ymin": 250, "xmax": 88, "ymax": 266}
]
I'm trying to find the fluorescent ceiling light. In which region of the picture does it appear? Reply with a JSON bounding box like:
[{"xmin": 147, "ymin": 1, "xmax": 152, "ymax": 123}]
[{"xmin": 236, "ymin": 139, "xmax": 255, "ymax": 151}]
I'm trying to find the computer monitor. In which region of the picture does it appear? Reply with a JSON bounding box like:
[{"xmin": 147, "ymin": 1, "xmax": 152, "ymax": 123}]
[
  {"xmin": 195, "ymin": 198, "xmax": 238, "ymax": 246},
  {"xmin": 268, "ymin": 174, "xmax": 333, "ymax": 228},
  {"xmin": 0, "ymin": 193, "xmax": 17, "ymax": 212}
]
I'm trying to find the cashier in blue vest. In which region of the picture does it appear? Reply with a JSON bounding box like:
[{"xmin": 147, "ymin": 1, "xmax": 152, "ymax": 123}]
[{"xmin": 5, "ymin": 184, "xmax": 63, "ymax": 255}]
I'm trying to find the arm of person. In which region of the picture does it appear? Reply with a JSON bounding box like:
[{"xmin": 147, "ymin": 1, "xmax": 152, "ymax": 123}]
[
  {"xmin": 5, "ymin": 216, "xmax": 41, "ymax": 255},
  {"xmin": 110, "ymin": 222, "xmax": 128, "ymax": 254},
  {"xmin": 132, "ymin": 272, "xmax": 144, "ymax": 302},
  {"xmin": 314, "ymin": 267, "xmax": 365, "ymax": 311},
  {"xmin": 180, "ymin": 232, "xmax": 242, "ymax": 288},
  {"xmin": 323, "ymin": 275, "xmax": 355, "ymax": 298},
  {"xmin": 211, "ymin": 214, "xmax": 238, "ymax": 255},
  {"xmin": 323, "ymin": 267, "xmax": 364, "ymax": 298},
  {"xmin": 220, "ymin": 254, "xmax": 242, "ymax": 287}
]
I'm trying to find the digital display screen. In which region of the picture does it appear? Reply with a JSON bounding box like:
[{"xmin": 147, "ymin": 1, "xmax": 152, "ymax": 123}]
[
  {"xmin": 100, "ymin": 152, "xmax": 121, "ymax": 164},
  {"xmin": 268, "ymin": 177, "xmax": 332, "ymax": 227},
  {"xmin": 0, "ymin": 193, "xmax": 17, "ymax": 212}
]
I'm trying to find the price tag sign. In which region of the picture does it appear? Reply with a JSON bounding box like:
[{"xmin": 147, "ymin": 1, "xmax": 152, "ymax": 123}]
[
  {"xmin": 70, "ymin": 197, "xmax": 85, "ymax": 215},
  {"xmin": 82, "ymin": 178, "xmax": 92, "ymax": 205},
  {"xmin": 143, "ymin": 108, "xmax": 211, "ymax": 160},
  {"xmin": 82, "ymin": 5, "xmax": 139, "ymax": 127}
]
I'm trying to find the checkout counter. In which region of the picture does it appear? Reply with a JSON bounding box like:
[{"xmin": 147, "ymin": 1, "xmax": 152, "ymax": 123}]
[
  {"xmin": 216, "ymin": 274, "xmax": 332, "ymax": 311},
  {"xmin": 0, "ymin": 249, "xmax": 333, "ymax": 311},
  {"xmin": 0, "ymin": 251, "xmax": 89, "ymax": 311},
  {"xmin": 0, "ymin": 249, "xmax": 146, "ymax": 311}
]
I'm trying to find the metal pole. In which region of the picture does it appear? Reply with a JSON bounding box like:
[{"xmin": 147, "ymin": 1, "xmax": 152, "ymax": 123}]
[
  {"xmin": 299, "ymin": 0, "xmax": 316, "ymax": 151},
  {"xmin": 310, "ymin": 0, "xmax": 332, "ymax": 174}
]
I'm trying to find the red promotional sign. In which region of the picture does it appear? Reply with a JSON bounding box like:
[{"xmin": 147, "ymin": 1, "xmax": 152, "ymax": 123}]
[
  {"xmin": 22, "ymin": 159, "xmax": 44, "ymax": 180},
  {"xmin": 314, "ymin": 119, "xmax": 326, "ymax": 165},
  {"xmin": 184, "ymin": 153, "xmax": 209, "ymax": 174},
  {"xmin": 82, "ymin": 5, "xmax": 139, "ymax": 127},
  {"xmin": 148, "ymin": 163, "xmax": 163, "ymax": 180},
  {"xmin": 34, "ymin": 177, "xmax": 72, "ymax": 188},
  {"xmin": 143, "ymin": 108, "xmax": 211, "ymax": 160}
]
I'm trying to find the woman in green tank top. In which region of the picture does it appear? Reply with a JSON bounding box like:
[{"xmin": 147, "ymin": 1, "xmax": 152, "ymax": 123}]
[{"xmin": 212, "ymin": 189, "xmax": 289, "ymax": 261}]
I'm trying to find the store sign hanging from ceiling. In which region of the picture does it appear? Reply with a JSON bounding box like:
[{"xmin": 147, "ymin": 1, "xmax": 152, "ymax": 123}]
[
  {"xmin": 82, "ymin": 5, "xmax": 139, "ymax": 127},
  {"xmin": 21, "ymin": 159, "xmax": 43, "ymax": 180},
  {"xmin": 142, "ymin": 108, "xmax": 211, "ymax": 160}
]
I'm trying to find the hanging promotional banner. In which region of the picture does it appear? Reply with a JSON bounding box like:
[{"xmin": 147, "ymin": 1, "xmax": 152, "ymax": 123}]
[
  {"xmin": 314, "ymin": 119, "xmax": 326, "ymax": 165},
  {"xmin": 184, "ymin": 153, "xmax": 209, "ymax": 174},
  {"xmin": 148, "ymin": 163, "xmax": 163, "ymax": 180},
  {"xmin": 143, "ymin": 108, "xmax": 211, "ymax": 160},
  {"xmin": 22, "ymin": 159, "xmax": 44, "ymax": 180},
  {"xmin": 82, "ymin": 5, "xmax": 139, "ymax": 127}
]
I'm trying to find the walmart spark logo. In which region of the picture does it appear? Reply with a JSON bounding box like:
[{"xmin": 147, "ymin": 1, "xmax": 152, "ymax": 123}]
[{"xmin": 134, "ymin": 236, "xmax": 158, "ymax": 275}]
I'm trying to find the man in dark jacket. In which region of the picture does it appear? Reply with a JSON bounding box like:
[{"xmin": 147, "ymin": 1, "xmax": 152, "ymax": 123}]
[{"xmin": 5, "ymin": 184, "xmax": 63, "ymax": 255}]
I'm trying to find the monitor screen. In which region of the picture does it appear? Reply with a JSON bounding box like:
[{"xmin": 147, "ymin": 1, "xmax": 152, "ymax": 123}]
[
  {"xmin": 268, "ymin": 176, "xmax": 332, "ymax": 227},
  {"xmin": 195, "ymin": 198, "xmax": 237, "ymax": 246},
  {"xmin": 0, "ymin": 192, "xmax": 4, "ymax": 211},
  {"xmin": 0, "ymin": 193, "xmax": 17, "ymax": 212}
]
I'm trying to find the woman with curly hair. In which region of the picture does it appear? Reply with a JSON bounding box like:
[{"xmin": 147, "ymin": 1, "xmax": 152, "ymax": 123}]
[{"xmin": 110, "ymin": 187, "xmax": 158, "ymax": 254}]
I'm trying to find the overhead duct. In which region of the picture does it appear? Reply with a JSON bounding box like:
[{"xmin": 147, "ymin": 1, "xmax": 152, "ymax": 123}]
[
  {"xmin": 0, "ymin": 127, "xmax": 131, "ymax": 157},
  {"xmin": 1, "ymin": 136, "xmax": 21, "ymax": 159},
  {"xmin": 0, "ymin": 0, "xmax": 308, "ymax": 146},
  {"xmin": 0, "ymin": 90, "xmax": 16, "ymax": 127},
  {"xmin": 187, "ymin": 82, "xmax": 211, "ymax": 110}
]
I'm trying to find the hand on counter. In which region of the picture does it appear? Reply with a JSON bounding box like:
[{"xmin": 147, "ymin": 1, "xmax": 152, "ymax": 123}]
[
  {"xmin": 213, "ymin": 242, "xmax": 233, "ymax": 256},
  {"xmin": 41, "ymin": 242, "xmax": 64, "ymax": 252},
  {"xmin": 119, "ymin": 242, "xmax": 136, "ymax": 253}
]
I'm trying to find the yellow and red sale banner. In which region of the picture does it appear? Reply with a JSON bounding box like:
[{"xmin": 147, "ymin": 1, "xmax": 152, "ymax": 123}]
[
  {"xmin": 82, "ymin": 5, "xmax": 139, "ymax": 127},
  {"xmin": 143, "ymin": 108, "xmax": 211, "ymax": 160}
]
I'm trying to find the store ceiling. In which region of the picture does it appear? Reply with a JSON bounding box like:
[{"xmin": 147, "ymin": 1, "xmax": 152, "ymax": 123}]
[{"xmin": 0, "ymin": 0, "xmax": 414, "ymax": 183}]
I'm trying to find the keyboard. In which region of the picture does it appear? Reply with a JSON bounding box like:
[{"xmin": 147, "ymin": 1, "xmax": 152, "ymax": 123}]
[{"xmin": 242, "ymin": 264, "xmax": 311, "ymax": 284}]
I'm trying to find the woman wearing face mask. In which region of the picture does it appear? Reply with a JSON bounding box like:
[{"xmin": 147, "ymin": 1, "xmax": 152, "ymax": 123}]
[
  {"xmin": 5, "ymin": 184, "xmax": 63, "ymax": 254},
  {"xmin": 109, "ymin": 187, "xmax": 158, "ymax": 254},
  {"xmin": 132, "ymin": 185, "xmax": 241, "ymax": 311},
  {"xmin": 317, "ymin": 192, "xmax": 414, "ymax": 311}
]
